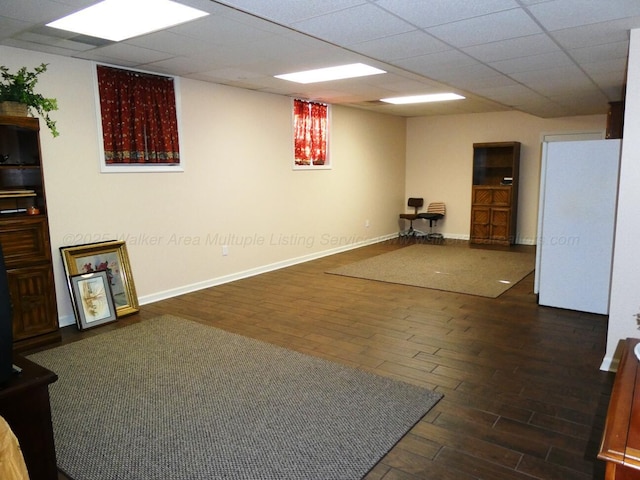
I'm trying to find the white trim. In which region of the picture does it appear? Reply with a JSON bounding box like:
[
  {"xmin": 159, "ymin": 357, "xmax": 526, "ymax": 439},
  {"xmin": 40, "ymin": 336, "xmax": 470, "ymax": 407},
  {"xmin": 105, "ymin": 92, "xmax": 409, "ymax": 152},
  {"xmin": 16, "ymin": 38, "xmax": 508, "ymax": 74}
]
[
  {"xmin": 57, "ymin": 232, "xmax": 398, "ymax": 328},
  {"xmin": 139, "ymin": 232, "xmax": 395, "ymax": 305},
  {"xmin": 540, "ymin": 130, "xmax": 605, "ymax": 143},
  {"xmin": 93, "ymin": 62, "xmax": 185, "ymax": 173}
]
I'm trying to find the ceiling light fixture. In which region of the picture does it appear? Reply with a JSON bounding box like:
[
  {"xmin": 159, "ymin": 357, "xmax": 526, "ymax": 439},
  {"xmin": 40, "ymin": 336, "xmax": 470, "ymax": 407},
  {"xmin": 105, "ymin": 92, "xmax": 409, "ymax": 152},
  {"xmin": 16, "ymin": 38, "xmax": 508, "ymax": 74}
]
[
  {"xmin": 46, "ymin": 0, "xmax": 209, "ymax": 42},
  {"xmin": 275, "ymin": 63, "xmax": 386, "ymax": 84},
  {"xmin": 380, "ymin": 93, "xmax": 465, "ymax": 104}
]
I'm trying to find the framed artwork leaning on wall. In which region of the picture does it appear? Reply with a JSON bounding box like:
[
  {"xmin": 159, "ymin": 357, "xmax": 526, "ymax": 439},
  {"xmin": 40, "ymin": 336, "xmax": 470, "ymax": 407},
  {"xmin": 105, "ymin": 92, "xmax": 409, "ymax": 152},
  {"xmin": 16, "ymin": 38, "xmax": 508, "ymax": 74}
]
[
  {"xmin": 60, "ymin": 240, "xmax": 139, "ymax": 317},
  {"xmin": 69, "ymin": 271, "xmax": 117, "ymax": 330}
]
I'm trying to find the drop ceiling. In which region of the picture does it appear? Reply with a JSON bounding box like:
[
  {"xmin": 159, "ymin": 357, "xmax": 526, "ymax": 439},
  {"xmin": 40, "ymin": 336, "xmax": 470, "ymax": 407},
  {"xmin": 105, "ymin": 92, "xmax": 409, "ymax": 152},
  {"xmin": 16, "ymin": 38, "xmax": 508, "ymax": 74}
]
[{"xmin": 0, "ymin": 0, "xmax": 638, "ymax": 118}]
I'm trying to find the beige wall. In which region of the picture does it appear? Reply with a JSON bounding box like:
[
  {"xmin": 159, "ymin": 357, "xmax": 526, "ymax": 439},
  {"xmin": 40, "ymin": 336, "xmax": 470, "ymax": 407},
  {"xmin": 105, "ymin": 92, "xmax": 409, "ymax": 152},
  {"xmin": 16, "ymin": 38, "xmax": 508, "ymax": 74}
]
[
  {"xmin": 605, "ymin": 29, "xmax": 640, "ymax": 370},
  {"xmin": 1, "ymin": 46, "xmax": 406, "ymax": 326},
  {"xmin": 0, "ymin": 45, "xmax": 613, "ymax": 333},
  {"xmin": 406, "ymin": 111, "xmax": 606, "ymax": 244}
]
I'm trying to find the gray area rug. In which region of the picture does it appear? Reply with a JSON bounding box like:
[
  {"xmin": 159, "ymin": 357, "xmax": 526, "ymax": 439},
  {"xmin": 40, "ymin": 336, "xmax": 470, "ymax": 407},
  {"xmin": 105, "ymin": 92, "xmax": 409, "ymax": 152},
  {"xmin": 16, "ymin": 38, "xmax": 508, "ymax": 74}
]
[
  {"xmin": 29, "ymin": 315, "xmax": 442, "ymax": 480},
  {"xmin": 327, "ymin": 243, "xmax": 535, "ymax": 298}
]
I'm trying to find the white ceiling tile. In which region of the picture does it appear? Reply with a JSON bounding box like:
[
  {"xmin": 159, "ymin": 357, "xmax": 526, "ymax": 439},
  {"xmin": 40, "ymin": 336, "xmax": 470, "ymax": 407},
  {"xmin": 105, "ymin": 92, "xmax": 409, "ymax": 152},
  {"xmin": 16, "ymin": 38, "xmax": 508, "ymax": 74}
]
[
  {"xmin": 1, "ymin": 37, "xmax": 88, "ymax": 57},
  {"xmin": 81, "ymin": 43, "xmax": 175, "ymax": 66},
  {"xmin": 0, "ymin": 16, "xmax": 36, "ymax": 37},
  {"xmin": 462, "ymin": 34, "xmax": 560, "ymax": 62},
  {"xmin": 374, "ymin": 0, "xmax": 520, "ymax": 28},
  {"xmin": 527, "ymin": 0, "xmax": 640, "ymax": 31},
  {"xmin": 512, "ymin": 67, "xmax": 597, "ymax": 96},
  {"xmin": 475, "ymin": 84, "xmax": 547, "ymax": 104},
  {"xmin": 0, "ymin": 0, "xmax": 79, "ymax": 23},
  {"xmin": 550, "ymin": 91, "xmax": 611, "ymax": 115},
  {"xmin": 451, "ymin": 73, "xmax": 519, "ymax": 91},
  {"xmin": 518, "ymin": 0, "xmax": 555, "ymax": 5},
  {"xmin": 178, "ymin": 0, "xmax": 230, "ymax": 14},
  {"xmin": 215, "ymin": 0, "xmax": 367, "ymax": 25},
  {"xmin": 13, "ymin": 31, "xmax": 96, "ymax": 51},
  {"xmin": 395, "ymin": 50, "xmax": 478, "ymax": 76},
  {"xmin": 144, "ymin": 57, "xmax": 213, "ymax": 76},
  {"xmin": 126, "ymin": 31, "xmax": 218, "ymax": 56},
  {"xmin": 350, "ymin": 30, "xmax": 449, "ymax": 61},
  {"xmin": 176, "ymin": 16, "xmax": 280, "ymax": 46},
  {"xmin": 582, "ymin": 58, "xmax": 628, "ymax": 77},
  {"xmin": 369, "ymin": 78, "xmax": 444, "ymax": 95},
  {"xmin": 429, "ymin": 62, "xmax": 500, "ymax": 84},
  {"xmin": 518, "ymin": 104, "xmax": 575, "ymax": 118},
  {"xmin": 569, "ymin": 41, "xmax": 629, "ymax": 64},
  {"xmin": 290, "ymin": 4, "xmax": 414, "ymax": 45},
  {"xmin": 550, "ymin": 18, "xmax": 637, "ymax": 49},
  {"xmin": 192, "ymin": 67, "xmax": 269, "ymax": 82},
  {"xmin": 263, "ymin": 46, "xmax": 367, "ymax": 73},
  {"xmin": 0, "ymin": 0, "xmax": 635, "ymax": 118},
  {"xmin": 597, "ymin": 85, "xmax": 626, "ymax": 102},
  {"xmin": 489, "ymin": 51, "xmax": 575, "ymax": 74},
  {"xmin": 426, "ymin": 9, "xmax": 543, "ymax": 47}
]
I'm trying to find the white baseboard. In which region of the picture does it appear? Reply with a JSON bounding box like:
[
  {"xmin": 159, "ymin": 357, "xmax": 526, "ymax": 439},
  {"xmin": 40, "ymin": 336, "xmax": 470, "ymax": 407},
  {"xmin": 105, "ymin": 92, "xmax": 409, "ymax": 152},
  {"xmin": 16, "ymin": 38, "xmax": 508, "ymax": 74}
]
[
  {"xmin": 140, "ymin": 233, "xmax": 397, "ymax": 305},
  {"xmin": 58, "ymin": 233, "xmax": 397, "ymax": 328},
  {"xmin": 57, "ymin": 231, "xmax": 533, "ymax": 329}
]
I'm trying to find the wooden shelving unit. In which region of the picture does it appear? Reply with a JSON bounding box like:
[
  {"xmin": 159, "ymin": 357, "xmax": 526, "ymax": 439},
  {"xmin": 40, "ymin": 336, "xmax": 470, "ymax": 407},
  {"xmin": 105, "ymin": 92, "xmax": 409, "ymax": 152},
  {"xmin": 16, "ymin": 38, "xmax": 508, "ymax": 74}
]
[
  {"xmin": 0, "ymin": 115, "xmax": 60, "ymax": 351},
  {"xmin": 470, "ymin": 142, "xmax": 520, "ymax": 246}
]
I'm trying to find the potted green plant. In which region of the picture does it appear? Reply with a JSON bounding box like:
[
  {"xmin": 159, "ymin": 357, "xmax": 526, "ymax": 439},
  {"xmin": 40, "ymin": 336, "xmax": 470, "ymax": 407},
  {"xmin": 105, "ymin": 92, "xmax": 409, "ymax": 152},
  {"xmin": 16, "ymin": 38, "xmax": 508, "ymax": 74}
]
[{"xmin": 0, "ymin": 63, "xmax": 59, "ymax": 137}]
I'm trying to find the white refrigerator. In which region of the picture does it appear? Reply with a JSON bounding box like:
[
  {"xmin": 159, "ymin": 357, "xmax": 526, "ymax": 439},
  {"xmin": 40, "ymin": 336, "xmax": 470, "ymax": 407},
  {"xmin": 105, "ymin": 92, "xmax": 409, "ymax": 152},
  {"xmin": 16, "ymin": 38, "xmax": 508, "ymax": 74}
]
[{"xmin": 534, "ymin": 139, "xmax": 621, "ymax": 314}]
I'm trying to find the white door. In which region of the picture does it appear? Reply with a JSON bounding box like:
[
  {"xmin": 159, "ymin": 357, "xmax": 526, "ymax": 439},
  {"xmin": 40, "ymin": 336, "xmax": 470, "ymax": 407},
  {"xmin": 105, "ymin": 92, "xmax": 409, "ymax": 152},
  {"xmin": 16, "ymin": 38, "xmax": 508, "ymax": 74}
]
[{"xmin": 536, "ymin": 139, "xmax": 621, "ymax": 314}]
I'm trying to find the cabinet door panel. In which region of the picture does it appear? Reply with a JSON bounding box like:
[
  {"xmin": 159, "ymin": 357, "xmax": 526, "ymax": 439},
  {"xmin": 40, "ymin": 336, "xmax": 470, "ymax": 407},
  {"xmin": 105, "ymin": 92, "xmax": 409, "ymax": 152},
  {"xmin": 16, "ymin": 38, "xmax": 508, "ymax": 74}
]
[
  {"xmin": 7, "ymin": 265, "xmax": 58, "ymax": 341},
  {"xmin": 471, "ymin": 207, "xmax": 490, "ymax": 240},
  {"xmin": 472, "ymin": 187, "xmax": 493, "ymax": 204},
  {"xmin": 490, "ymin": 208, "xmax": 511, "ymax": 241},
  {"xmin": 0, "ymin": 217, "xmax": 50, "ymax": 268},
  {"xmin": 492, "ymin": 187, "xmax": 511, "ymax": 205}
]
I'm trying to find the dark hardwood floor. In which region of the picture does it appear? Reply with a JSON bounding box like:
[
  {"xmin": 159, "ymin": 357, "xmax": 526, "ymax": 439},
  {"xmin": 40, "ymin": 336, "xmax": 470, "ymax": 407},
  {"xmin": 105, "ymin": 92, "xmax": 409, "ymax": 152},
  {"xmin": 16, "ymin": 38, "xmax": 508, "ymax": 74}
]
[{"xmin": 40, "ymin": 239, "xmax": 613, "ymax": 480}]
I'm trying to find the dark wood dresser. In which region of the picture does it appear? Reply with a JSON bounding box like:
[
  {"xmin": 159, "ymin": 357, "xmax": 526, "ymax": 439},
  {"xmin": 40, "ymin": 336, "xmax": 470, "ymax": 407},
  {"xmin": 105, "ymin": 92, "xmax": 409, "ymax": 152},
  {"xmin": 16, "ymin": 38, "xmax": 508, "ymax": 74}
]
[
  {"xmin": 599, "ymin": 338, "xmax": 640, "ymax": 479},
  {"xmin": 0, "ymin": 355, "xmax": 58, "ymax": 479}
]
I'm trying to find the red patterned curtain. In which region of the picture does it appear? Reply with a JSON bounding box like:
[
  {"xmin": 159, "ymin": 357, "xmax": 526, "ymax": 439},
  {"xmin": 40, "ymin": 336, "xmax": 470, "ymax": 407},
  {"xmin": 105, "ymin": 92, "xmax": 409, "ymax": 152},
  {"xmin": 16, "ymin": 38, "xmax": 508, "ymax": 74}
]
[
  {"xmin": 97, "ymin": 65, "xmax": 180, "ymax": 165},
  {"xmin": 294, "ymin": 99, "xmax": 328, "ymax": 166}
]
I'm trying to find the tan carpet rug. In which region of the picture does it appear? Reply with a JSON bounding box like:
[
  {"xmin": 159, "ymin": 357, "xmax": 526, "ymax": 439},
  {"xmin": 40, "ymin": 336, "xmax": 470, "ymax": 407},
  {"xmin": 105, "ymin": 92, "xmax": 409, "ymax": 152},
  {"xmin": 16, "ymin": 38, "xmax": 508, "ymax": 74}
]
[
  {"xmin": 327, "ymin": 243, "xmax": 535, "ymax": 298},
  {"xmin": 28, "ymin": 315, "xmax": 442, "ymax": 480}
]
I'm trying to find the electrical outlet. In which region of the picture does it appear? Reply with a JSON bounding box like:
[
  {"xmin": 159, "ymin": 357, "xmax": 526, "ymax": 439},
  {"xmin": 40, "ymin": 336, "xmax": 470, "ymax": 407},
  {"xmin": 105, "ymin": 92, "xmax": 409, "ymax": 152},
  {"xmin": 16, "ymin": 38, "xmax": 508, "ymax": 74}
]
[
  {"xmin": 222, "ymin": 245, "xmax": 228, "ymax": 256},
  {"xmin": 365, "ymin": 219, "xmax": 370, "ymax": 228}
]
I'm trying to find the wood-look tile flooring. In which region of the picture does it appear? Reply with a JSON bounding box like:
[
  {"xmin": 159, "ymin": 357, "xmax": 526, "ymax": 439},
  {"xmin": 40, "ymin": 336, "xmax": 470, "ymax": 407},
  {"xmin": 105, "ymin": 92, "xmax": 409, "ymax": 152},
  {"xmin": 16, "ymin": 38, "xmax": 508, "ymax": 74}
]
[{"xmin": 44, "ymin": 239, "xmax": 613, "ymax": 480}]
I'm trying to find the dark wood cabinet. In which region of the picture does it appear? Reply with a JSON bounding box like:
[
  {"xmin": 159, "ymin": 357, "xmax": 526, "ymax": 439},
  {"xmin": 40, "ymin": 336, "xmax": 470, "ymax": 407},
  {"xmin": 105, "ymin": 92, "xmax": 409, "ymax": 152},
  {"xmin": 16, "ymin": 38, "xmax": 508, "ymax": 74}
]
[
  {"xmin": 470, "ymin": 142, "xmax": 520, "ymax": 246},
  {"xmin": 0, "ymin": 116, "xmax": 60, "ymax": 350},
  {"xmin": 598, "ymin": 338, "xmax": 640, "ymax": 479},
  {"xmin": 606, "ymin": 101, "xmax": 624, "ymax": 139},
  {"xmin": 0, "ymin": 356, "xmax": 58, "ymax": 480}
]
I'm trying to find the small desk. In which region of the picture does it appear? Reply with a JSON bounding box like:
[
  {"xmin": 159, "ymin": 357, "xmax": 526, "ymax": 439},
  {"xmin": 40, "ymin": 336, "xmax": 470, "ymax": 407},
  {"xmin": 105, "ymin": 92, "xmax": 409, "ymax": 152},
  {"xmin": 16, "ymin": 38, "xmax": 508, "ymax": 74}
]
[
  {"xmin": 0, "ymin": 355, "xmax": 58, "ymax": 480},
  {"xmin": 599, "ymin": 338, "xmax": 640, "ymax": 479}
]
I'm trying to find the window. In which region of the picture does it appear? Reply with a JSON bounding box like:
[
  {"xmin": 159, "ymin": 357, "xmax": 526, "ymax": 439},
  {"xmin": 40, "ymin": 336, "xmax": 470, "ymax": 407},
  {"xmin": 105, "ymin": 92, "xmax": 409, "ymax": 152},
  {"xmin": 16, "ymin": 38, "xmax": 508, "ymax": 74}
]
[
  {"xmin": 293, "ymin": 99, "xmax": 329, "ymax": 169},
  {"xmin": 96, "ymin": 64, "xmax": 182, "ymax": 173}
]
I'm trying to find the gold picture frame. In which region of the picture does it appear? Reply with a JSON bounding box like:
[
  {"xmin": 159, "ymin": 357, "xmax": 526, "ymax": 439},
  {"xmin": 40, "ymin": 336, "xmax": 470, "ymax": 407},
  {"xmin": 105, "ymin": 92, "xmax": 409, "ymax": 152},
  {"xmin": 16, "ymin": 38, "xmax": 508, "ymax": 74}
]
[{"xmin": 60, "ymin": 240, "xmax": 139, "ymax": 317}]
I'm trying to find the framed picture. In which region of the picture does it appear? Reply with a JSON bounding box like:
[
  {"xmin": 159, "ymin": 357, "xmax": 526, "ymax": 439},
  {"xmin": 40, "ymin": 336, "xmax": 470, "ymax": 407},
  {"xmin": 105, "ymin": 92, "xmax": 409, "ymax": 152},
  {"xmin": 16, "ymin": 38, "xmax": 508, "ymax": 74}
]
[
  {"xmin": 60, "ymin": 240, "xmax": 139, "ymax": 317},
  {"xmin": 69, "ymin": 271, "xmax": 117, "ymax": 330}
]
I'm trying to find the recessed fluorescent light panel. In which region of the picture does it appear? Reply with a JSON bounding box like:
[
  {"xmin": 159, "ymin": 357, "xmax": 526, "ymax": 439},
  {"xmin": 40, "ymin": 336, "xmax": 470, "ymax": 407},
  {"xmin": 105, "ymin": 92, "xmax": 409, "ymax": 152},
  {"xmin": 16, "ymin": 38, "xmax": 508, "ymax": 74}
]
[
  {"xmin": 275, "ymin": 63, "xmax": 386, "ymax": 84},
  {"xmin": 380, "ymin": 93, "xmax": 465, "ymax": 104},
  {"xmin": 46, "ymin": 0, "xmax": 209, "ymax": 42}
]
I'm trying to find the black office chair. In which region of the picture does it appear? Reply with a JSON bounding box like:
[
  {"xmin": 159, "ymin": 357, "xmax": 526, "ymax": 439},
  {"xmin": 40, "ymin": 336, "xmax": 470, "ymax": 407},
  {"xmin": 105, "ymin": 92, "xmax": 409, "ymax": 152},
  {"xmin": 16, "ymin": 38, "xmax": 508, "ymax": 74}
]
[
  {"xmin": 419, "ymin": 202, "xmax": 445, "ymax": 240},
  {"xmin": 399, "ymin": 198, "xmax": 425, "ymax": 237}
]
